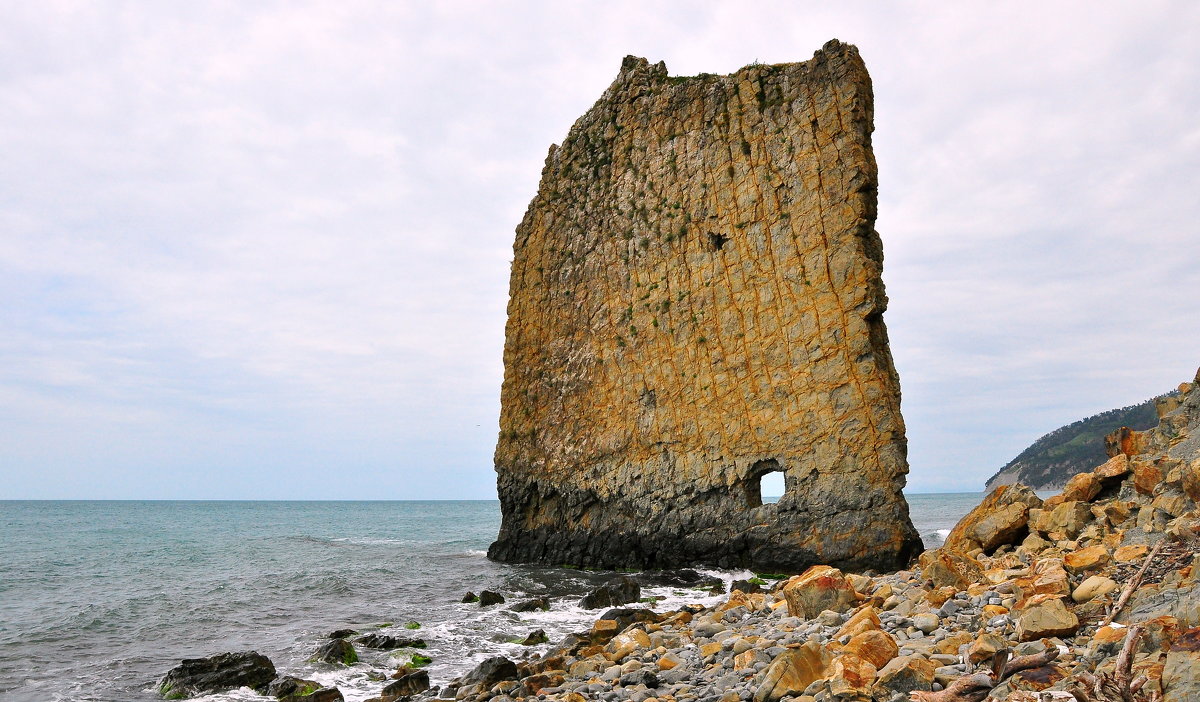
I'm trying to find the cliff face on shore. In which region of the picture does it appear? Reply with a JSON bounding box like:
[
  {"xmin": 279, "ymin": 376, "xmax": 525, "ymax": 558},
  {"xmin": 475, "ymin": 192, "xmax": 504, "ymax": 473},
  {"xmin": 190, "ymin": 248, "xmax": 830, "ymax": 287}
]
[{"xmin": 490, "ymin": 40, "xmax": 921, "ymax": 572}]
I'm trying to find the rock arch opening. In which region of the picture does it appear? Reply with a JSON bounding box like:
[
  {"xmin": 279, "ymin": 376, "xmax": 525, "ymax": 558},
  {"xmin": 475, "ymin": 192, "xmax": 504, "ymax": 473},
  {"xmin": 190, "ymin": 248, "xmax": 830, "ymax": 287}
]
[{"xmin": 746, "ymin": 459, "xmax": 786, "ymax": 506}]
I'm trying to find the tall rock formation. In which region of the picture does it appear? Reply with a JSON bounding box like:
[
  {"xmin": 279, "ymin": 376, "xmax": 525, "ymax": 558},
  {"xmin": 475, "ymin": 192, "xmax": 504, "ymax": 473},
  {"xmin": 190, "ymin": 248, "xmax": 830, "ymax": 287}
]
[{"xmin": 490, "ymin": 40, "xmax": 922, "ymax": 572}]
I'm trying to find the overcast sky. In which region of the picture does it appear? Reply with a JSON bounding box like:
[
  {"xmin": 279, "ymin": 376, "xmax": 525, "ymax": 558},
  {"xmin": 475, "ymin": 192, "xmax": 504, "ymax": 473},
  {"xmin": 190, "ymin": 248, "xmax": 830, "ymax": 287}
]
[{"xmin": 2, "ymin": 1, "xmax": 1197, "ymax": 499}]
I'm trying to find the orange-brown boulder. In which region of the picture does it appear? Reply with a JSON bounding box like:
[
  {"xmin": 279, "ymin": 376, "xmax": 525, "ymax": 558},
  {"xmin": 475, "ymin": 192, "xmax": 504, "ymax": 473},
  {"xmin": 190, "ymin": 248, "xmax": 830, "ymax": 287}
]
[
  {"xmin": 1095, "ymin": 453, "xmax": 1131, "ymax": 480},
  {"xmin": 1014, "ymin": 558, "xmax": 1071, "ymax": 605},
  {"xmin": 1134, "ymin": 461, "xmax": 1164, "ymax": 496},
  {"xmin": 1106, "ymin": 426, "xmax": 1146, "ymax": 457},
  {"xmin": 752, "ymin": 641, "xmax": 830, "ymax": 702},
  {"xmin": 1015, "ymin": 594, "xmax": 1079, "ymax": 641},
  {"xmin": 835, "ymin": 606, "xmax": 882, "ymax": 639},
  {"xmin": 1182, "ymin": 459, "xmax": 1200, "ymax": 502},
  {"xmin": 1114, "ymin": 544, "xmax": 1149, "ymax": 562},
  {"xmin": 1058, "ymin": 471, "xmax": 1103, "ymax": 504},
  {"xmin": 919, "ymin": 549, "xmax": 985, "ymax": 590},
  {"xmin": 827, "ymin": 654, "xmax": 877, "ymax": 699},
  {"xmin": 783, "ymin": 565, "xmax": 858, "ymax": 619},
  {"xmin": 1063, "ymin": 544, "xmax": 1110, "ymax": 574},
  {"xmin": 843, "ymin": 629, "xmax": 898, "ymax": 669},
  {"xmin": 944, "ymin": 484, "xmax": 1041, "ymax": 554}
]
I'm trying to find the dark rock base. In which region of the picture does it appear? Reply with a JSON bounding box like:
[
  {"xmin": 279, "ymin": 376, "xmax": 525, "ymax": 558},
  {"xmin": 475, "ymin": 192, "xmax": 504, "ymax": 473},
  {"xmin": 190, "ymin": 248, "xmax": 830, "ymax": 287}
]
[{"xmin": 488, "ymin": 478, "xmax": 922, "ymax": 573}]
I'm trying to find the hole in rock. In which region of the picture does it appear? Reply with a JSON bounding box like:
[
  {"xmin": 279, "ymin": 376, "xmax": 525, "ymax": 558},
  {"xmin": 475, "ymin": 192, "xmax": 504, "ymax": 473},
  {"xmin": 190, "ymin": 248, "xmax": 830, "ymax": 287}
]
[
  {"xmin": 745, "ymin": 459, "xmax": 786, "ymax": 506},
  {"xmin": 708, "ymin": 232, "xmax": 728, "ymax": 251}
]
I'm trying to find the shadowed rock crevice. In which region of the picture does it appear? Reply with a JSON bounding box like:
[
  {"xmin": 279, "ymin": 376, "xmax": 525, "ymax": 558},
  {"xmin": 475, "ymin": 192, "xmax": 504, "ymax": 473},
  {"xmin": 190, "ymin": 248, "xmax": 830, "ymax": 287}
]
[{"xmin": 490, "ymin": 39, "xmax": 921, "ymax": 572}]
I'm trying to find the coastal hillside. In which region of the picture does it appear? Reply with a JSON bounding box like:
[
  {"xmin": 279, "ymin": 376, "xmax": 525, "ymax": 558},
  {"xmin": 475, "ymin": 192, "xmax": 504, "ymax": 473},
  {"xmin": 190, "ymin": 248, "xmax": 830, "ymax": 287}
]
[{"xmin": 985, "ymin": 392, "xmax": 1175, "ymax": 491}]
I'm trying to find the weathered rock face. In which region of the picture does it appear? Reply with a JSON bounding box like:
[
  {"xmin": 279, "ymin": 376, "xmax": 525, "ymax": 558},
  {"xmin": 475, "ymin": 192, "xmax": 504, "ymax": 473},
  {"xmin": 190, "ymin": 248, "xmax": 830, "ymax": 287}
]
[{"xmin": 490, "ymin": 40, "xmax": 921, "ymax": 572}]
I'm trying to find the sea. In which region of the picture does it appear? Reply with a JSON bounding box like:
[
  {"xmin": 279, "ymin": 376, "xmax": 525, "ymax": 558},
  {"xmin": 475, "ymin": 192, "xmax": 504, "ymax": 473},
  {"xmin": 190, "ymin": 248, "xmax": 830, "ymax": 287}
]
[{"xmin": 0, "ymin": 494, "xmax": 984, "ymax": 702}]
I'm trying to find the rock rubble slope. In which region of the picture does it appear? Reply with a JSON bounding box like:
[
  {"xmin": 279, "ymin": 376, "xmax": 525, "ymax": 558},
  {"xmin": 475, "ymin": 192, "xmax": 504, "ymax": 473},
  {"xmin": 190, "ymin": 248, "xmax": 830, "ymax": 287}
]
[
  {"xmin": 491, "ymin": 40, "xmax": 920, "ymax": 572},
  {"xmin": 443, "ymin": 367, "xmax": 1200, "ymax": 702}
]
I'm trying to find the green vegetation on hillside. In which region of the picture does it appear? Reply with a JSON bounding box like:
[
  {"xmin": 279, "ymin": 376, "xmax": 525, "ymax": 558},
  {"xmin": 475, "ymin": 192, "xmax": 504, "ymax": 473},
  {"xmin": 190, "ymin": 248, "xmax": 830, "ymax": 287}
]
[{"xmin": 985, "ymin": 393, "xmax": 1172, "ymax": 490}]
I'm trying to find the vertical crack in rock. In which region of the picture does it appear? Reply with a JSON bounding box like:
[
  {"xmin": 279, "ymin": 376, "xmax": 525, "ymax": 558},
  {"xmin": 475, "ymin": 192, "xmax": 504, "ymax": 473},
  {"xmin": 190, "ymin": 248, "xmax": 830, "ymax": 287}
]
[{"xmin": 489, "ymin": 40, "xmax": 922, "ymax": 572}]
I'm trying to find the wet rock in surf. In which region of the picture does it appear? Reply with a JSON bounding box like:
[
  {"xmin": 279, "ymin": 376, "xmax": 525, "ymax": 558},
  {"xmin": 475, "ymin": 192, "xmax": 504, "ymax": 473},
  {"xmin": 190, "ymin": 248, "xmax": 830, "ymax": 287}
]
[
  {"xmin": 326, "ymin": 628, "xmax": 358, "ymax": 640},
  {"xmin": 158, "ymin": 651, "xmax": 276, "ymax": 699},
  {"xmin": 518, "ymin": 628, "xmax": 549, "ymax": 645},
  {"xmin": 310, "ymin": 638, "xmax": 358, "ymax": 665},
  {"xmin": 355, "ymin": 632, "xmax": 426, "ymax": 650},
  {"xmin": 281, "ymin": 688, "xmax": 343, "ymax": 702},
  {"xmin": 731, "ymin": 578, "xmax": 765, "ymax": 594},
  {"xmin": 597, "ymin": 607, "xmax": 658, "ymax": 631},
  {"xmin": 636, "ymin": 569, "xmax": 722, "ymax": 589},
  {"xmin": 459, "ymin": 655, "xmax": 519, "ymax": 689},
  {"xmin": 510, "ymin": 596, "xmax": 550, "ymax": 612},
  {"xmin": 268, "ymin": 676, "xmax": 345, "ymax": 702},
  {"xmin": 580, "ymin": 576, "xmax": 640, "ymax": 609},
  {"xmin": 479, "ymin": 589, "xmax": 506, "ymax": 606},
  {"xmin": 461, "ymin": 591, "xmax": 479, "ymax": 603},
  {"xmin": 379, "ymin": 669, "xmax": 430, "ymax": 700}
]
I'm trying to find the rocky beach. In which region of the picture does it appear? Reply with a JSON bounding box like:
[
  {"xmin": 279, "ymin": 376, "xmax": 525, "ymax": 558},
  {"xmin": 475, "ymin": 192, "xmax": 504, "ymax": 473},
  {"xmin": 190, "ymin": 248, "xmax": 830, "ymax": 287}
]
[{"xmin": 156, "ymin": 368, "xmax": 1199, "ymax": 702}]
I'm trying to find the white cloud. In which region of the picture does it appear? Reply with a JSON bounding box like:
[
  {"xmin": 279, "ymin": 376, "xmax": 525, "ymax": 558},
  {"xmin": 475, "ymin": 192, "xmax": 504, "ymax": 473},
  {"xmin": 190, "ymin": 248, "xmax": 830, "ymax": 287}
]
[{"xmin": 1, "ymin": 0, "xmax": 1197, "ymax": 497}]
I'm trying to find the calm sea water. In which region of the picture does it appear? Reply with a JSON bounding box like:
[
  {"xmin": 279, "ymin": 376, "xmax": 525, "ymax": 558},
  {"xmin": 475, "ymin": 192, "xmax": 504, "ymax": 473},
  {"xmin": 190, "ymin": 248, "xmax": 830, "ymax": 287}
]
[{"xmin": 0, "ymin": 495, "xmax": 978, "ymax": 702}]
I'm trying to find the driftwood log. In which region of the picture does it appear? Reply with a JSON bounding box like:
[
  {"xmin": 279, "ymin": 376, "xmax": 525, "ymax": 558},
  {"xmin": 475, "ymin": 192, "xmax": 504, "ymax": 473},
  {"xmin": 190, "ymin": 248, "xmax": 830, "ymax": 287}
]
[
  {"xmin": 911, "ymin": 649, "xmax": 1061, "ymax": 702},
  {"xmin": 1101, "ymin": 539, "xmax": 1170, "ymax": 628},
  {"xmin": 1068, "ymin": 624, "xmax": 1162, "ymax": 702}
]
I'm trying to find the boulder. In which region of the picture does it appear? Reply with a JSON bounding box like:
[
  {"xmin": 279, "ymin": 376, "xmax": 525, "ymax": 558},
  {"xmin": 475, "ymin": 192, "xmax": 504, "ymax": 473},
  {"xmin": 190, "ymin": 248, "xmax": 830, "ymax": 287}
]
[
  {"xmin": 292, "ymin": 690, "xmax": 341, "ymax": 702},
  {"xmin": 1063, "ymin": 545, "xmax": 1110, "ymax": 574},
  {"xmin": 730, "ymin": 578, "xmax": 764, "ymax": 594},
  {"xmin": 579, "ymin": 576, "xmax": 640, "ymax": 609},
  {"xmin": 618, "ymin": 669, "xmax": 659, "ymax": 688},
  {"xmin": 459, "ymin": 656, "xmax": 519, "ymax": 690},
  {"xmin": 355, "ymin": 633, "xmax": 424, "ymax": 650},
  {"xmin": 752, "ymin": 641, "xmax": 830, "ymax": 702},
  {"xmin": 1101, "ymin": 501, "xmax": 1134, "ymax": 526},
  {"xmin": 1161, "ymin": 627, "xmax": 1200, "ymax": 702},
  {"xmin": 1134, "ymin": 461, "xmax": 1163, "ymax": 495},
  {"xmin": 967, "ymin": 632, "xmax": 1009, "ymax": 664},
  {"xmin": 1056, "ymin": 471, "xmax": 1102, "ymax": 503},
  {"xmin": 1031, "ymin": 500, "xmax": 1093, "ymax": 539},
  {"xmin": 479, "ymin": 590, "xmax": 505, "ymax": 606},
  {"xmin": 267, "ymin": 676, "xmax": 324, "ymax": 699},
  {"xmin": 1007, "ymin": 664, "xmax": 1067, "ymax": 692},
  {"xmin": 835, "ymin": 606, "xmax": 881, "ymax": 639},
  {"xmin": 943, "ymin": 484, "xmax": 1041, "ymax": 553},
  {"xmin": 841, "ymin": 629, "xmax": 897, "ymax": 669},
  {"xmin": 782, "ymin": 566, "xmax": 857, "ymax": 618},
  {"xmin": 326, "ymin": 629, "xmax": 357, "ymax": 640},
  {"xmin": 461, "ymin": 591, "xmax": 479, "ymax": 603},
  {"xmin": 380, "ymin": 670, "xmax": 429, "ymax": 701},
  {"xmin": 597, "ymin": 607, "xmax": 658, "ymax": 631},
  {"xmin": 1015, "ymin": 595, "xmax": 1079, "ymax": 641},
  {"xmin": 310, "ymin": 639, "xmax": 357, "ymax": 666},
  {"xmin": 1114, "ymin": 543, "xmax": 1148, "ymax": 562},
  {"xmin": 509, "ymin": 596, "xmax": 550, "ymax": 612},
  {"xmin": 1182, "ymin": 459, "xmax": 1200, "ymax": 502},
  {"xmin": 518, "ymin": 628, "xmax": 548, "ymax": 646},
  {"xmin": 912, "ymin": 613, "xmax": 940, "ymax": 634},
  {"xmin": 1095, "ymin": 453, "xmax": 1131, "ymax": 480},
  {"xmin": 267, "ymin": 677, "xmax": 341, "ymax": 701},
  {"xmin": 918, "ymin": 549, "xmax": 985, "ymax": 590},
  {"xmin": 827, "ymin": 653, "xmax": 877, "ymax": 699},
  {"xmin": 158, "ymin": 651, "xmax": 276, "ymax": 699},
  {"xmin": 1072, "ymin": 575, "xmax": 1119, "ymax": 603},
  {"xmin": 874, "ymin": 655, "xmax": 934, "ymax": 695}
]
